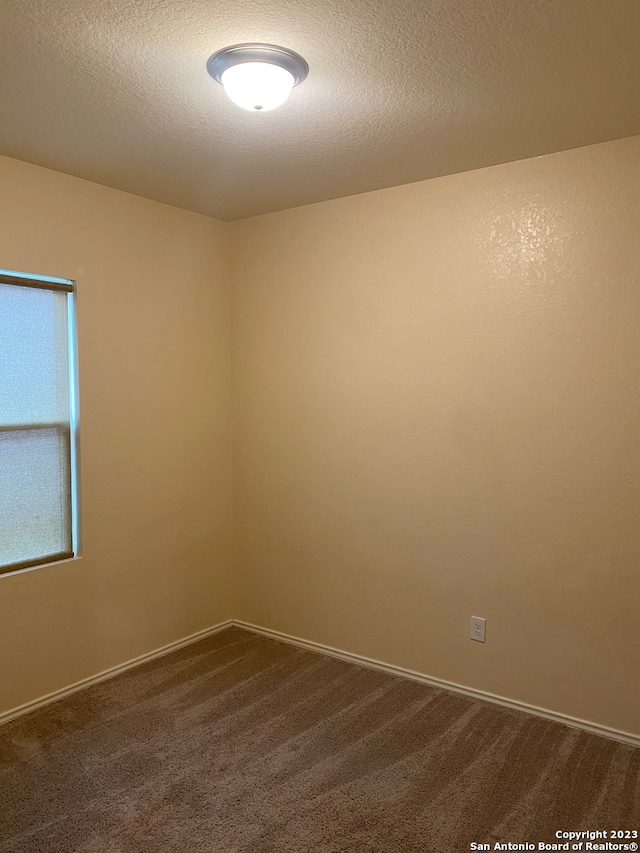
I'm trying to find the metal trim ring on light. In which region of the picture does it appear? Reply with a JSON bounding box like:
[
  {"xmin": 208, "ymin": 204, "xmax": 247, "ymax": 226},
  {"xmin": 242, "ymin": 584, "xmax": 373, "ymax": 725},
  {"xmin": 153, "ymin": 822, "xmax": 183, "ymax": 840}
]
[{"xmin": 206, "ymin": 43, "xmax": 309, "ymax": 87}]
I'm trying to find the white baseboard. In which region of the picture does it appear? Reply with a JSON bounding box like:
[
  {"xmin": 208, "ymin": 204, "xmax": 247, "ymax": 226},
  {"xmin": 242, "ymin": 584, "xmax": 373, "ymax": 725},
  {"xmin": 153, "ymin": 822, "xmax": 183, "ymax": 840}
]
[
  {"xmin": 0, "ymin": 619, "xmax": 232, "ymax": 727},
  {"xmin": 3, "ymin": 617, "xmax": 638, "ymax": 749},
  {"xmin": 233, "ymin": 620, "xmax": 640, "ymax": 749}
]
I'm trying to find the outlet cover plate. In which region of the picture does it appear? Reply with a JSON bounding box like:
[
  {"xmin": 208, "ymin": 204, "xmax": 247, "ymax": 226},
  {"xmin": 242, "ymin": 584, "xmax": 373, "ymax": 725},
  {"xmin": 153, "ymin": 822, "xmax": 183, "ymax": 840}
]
[{"xmin": 470, "ymin": 616, "xmax": 486, "ymax": 643}]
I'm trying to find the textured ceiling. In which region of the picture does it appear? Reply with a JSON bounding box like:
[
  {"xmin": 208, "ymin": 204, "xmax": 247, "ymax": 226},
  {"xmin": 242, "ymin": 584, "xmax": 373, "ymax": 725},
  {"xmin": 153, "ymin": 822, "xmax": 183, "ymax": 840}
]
[{"xmin": 1, "ymin": 0, "xmax": 639, "ymax": 221}]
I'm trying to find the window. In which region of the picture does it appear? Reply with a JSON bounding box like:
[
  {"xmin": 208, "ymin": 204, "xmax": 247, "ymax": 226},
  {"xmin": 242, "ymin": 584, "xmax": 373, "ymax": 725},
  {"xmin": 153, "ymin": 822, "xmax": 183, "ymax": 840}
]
[{"xmin": 0, "ymin": 270, "xmax": 79, "ymax": 575}]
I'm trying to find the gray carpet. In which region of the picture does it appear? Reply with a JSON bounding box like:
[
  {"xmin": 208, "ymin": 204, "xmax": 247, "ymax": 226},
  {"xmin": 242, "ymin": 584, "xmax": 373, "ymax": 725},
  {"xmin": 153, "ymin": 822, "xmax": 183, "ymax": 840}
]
[{"xmin": 0, "ymin": 627, "xmax": 638, "ymax": 852}]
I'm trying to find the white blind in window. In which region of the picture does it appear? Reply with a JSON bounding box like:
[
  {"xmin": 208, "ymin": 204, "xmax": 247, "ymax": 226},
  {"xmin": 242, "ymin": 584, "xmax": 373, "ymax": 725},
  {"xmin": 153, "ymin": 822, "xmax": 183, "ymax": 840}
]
[{"xmin": 0, "ymin": 280, "xmax": 74, "ymax": 571}]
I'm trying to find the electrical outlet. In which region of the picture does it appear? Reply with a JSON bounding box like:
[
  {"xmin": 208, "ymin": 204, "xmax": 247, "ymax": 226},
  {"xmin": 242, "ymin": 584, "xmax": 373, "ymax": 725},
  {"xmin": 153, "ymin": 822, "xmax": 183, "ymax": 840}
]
[{"xmin": 470, "ymin": 616, "xmax": 486, "ymax": 643}]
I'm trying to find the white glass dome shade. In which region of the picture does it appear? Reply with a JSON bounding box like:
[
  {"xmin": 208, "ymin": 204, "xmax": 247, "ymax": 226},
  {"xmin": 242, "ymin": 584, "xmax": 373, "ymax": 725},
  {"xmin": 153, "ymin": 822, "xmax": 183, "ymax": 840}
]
[{"xmin": 221, "ymin": 62, "xmax": 294, "ymax": 111}]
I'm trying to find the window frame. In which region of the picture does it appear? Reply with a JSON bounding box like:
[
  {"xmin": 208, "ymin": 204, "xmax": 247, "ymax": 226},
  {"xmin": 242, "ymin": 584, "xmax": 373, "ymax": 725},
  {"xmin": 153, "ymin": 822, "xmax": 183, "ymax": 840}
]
[{"xmin": 0, "ymin": 270, "xmax": 80, "ymax": 576}]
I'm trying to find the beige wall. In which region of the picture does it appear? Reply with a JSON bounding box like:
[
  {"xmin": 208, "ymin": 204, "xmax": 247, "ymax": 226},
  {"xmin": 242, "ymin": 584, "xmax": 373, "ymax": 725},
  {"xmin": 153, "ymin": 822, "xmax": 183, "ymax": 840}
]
[
  {"xmin": 2, "ymin": 136, "xmax": 639, "ymax": 736},
  {"xmin": 0, "ymin": 155, "xmax": 232, "ymax": 714},
  {"xmin": 229, "ymin": 136, "xmax": 640, "ymax": 736}
]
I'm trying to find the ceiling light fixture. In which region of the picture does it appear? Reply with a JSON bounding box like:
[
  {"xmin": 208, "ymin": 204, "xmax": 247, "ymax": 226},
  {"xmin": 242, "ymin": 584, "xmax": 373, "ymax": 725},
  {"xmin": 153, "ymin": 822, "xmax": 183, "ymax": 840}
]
[{"xmin": 207, "ymin": 43, "xmax": 309, "ymax": 112}]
